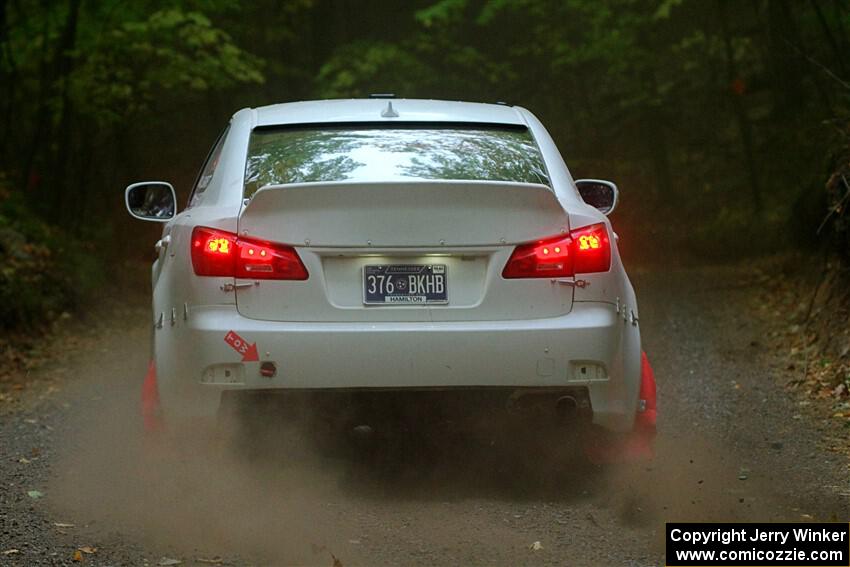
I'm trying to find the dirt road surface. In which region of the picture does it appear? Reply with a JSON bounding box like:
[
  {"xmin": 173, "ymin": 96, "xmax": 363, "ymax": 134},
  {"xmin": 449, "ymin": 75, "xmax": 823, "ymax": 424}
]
[{"xmin": 1, "ymin": 264, "xmax": 848, "ymax": 566}]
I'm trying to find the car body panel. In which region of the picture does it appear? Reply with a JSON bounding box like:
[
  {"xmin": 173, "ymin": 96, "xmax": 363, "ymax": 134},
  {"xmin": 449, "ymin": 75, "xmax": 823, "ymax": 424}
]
[
  {"xmin": 160, "ymin": 302, "xmax": 637, "ymax": 432},
  {"xmin": 234, "ymin": 246, "xmax": 577, "ymax": 323}
]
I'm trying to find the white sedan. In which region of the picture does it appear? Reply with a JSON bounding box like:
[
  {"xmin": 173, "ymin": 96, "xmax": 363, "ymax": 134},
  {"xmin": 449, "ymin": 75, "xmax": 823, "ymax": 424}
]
[{"xmin": 126, "ymin": 97, "xmax": 656, "ymax": 460}]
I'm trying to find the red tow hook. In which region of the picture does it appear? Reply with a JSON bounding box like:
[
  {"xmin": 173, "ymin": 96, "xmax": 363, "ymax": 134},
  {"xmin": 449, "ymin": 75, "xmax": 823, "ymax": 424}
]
[
  {"xmin": 141, "ymin": 360, "xmax": 163, "ymax": 433},
  {"xmin": 584, "ymin": 350, "xmax": 657, "ymax": 464}
]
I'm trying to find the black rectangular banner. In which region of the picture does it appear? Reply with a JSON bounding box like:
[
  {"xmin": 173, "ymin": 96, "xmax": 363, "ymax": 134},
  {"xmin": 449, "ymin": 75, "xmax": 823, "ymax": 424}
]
[{"xmin": 666, "ymin": 523, "xmax": 849, "ymax": 566}]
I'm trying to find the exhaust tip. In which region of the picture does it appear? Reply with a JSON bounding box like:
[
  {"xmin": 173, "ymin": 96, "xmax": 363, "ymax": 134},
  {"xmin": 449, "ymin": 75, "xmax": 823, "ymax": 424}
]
[{"xmin": 555, "ymin": 395, "xmax": 580, "ymax": 421}]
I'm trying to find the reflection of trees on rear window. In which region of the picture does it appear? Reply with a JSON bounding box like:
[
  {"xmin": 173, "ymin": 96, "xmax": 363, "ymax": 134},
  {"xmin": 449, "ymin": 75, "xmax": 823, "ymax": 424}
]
[{"xmin": 244, "ymin": 126, "xmax": 549, "ymax": 197}]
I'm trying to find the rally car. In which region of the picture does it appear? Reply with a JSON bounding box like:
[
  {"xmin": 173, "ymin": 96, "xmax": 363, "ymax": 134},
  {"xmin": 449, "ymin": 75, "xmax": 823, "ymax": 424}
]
[{"xmin": 126, "ymin": 97, "xmax": 656, "ymax": 460}]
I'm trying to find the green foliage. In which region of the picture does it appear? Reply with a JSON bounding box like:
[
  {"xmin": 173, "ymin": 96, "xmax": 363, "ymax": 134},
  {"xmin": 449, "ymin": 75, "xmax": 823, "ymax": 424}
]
[
  {"xmin": 317, "ymin": 41, "xmax": 434, "ymax": 98},
  {"xmin": 69, "ymin": 8, "xmax": 265, "ymax": 124},
  {"xmin": 415, "ymin": 0, "xmax": 469, "ymax": 27},
  {"xmin": 0, "ymin": 177, "xmax": 103, "ymax": 330},
  {"xmin": 653, "ymin": 0, "xmax": 683, "ymax": 20},
  {"xmin": 317, "ymin": 34, "xmax": 513, "ymax": 100}
]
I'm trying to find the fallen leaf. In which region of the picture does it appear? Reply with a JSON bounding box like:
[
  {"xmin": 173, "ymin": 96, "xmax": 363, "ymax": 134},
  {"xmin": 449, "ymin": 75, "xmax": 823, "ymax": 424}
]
[
  {"xmin": 158, "ymin": 558, "xmax": 183, "ymax": 566},
  {"xmin": 18, "ymin": 457, "xmax": 30, "ymax": 464},
  {"xmin": 78, "ymin": 546, "xmax": 97, "ymax": 554},
  {"xmin": 2, "ymin": 549, "xmax": 20, "ymax": 555},
  {"xmin": 27, "ymin": 489, "xmax": 44, "ymax": 499},
  {"xmin": 529, "ymin": 541, "xmax": 544, "ymax": 551},
  {"xmin": 72, "ymin": 550, "xmax": 83, "ymax": 562}
]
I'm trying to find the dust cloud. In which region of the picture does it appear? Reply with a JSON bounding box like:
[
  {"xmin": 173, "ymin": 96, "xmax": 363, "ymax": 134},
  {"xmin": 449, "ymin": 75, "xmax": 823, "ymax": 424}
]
[
  {"xmin": 41, "ymin": 310, "xmax": 795, "ymax": 566},
  {"xmin": 48, "ymin": 385, "xmax": 760, "ymax": 566},
  {"xmin": 50, "ymin": 389, "xmax": 368, "ymax": 564}
]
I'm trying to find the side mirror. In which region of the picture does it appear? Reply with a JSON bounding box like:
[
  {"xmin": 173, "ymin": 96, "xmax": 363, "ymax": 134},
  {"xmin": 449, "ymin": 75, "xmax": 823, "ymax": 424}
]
[
  {"xmin": 575, "ymin": 179, "xmax": 619, "ymax": 215},
  {"xmin": 125, "ymin": 182, "xmax": 177, "ymax": 222}
]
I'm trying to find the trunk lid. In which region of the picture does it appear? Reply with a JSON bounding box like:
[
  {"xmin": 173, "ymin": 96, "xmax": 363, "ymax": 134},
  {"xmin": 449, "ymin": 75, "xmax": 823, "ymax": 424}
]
[{"xmin": 235, "ymin": 180, "xmax": 574, "ymax": 322}]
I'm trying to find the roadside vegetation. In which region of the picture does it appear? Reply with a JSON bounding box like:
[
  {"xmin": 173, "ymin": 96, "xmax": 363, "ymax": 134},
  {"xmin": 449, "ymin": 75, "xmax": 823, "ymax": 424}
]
[
  {"xmin": 0, "ymin": 175, "xmax": 102, "ymax": 376},
  {"xmin": 0, "ymin": 0, "xmax": 848, "ymax": 393},
  {"xmin": 773, "ymin": 121, "xmax": 850, "ymax": 436},
  {"xmin": 0, "ymin": 183, "xmax": 100, "ymax": 329}
]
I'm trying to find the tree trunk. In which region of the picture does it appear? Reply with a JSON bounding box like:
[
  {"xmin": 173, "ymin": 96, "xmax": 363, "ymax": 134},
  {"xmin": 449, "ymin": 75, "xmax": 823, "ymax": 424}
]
[
  {"xmin": 49, "ymin": 0, "xmax": 82, "ymax": 225},
  {"xmin": 21, "ymin": 1, "xmax": 54, "ymax": 200},
  {"xmin": 718, "ymin": 0, "xmax": 763, "ymax": 212},
  {"xmin": 0, "ymin": 0, "xmax": 16, "ymax": 162}
]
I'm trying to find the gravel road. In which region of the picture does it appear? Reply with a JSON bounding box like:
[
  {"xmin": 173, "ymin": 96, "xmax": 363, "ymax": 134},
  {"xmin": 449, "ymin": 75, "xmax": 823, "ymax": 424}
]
[{"xmin": 1, "ymin": 264, "xmax": 848, "ymax": 566}]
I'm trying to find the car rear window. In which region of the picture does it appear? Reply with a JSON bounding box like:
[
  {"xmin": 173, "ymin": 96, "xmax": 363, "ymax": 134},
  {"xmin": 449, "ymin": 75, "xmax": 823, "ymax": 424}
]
[{"xmin": 244, "ymin": 123, "xmax": 549, "ymax": 197}]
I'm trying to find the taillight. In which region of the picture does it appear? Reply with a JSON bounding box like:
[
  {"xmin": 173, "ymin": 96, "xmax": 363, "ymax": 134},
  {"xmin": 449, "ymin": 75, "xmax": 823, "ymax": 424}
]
[
  {"xmin": 191, "ymin": 227, "xmax": 308, "ymax": 280},
  {"xmin": 235, "ymin": 236, "xmax": 308, "ymax": 280},
  {"xmin": 570, "ymin": 223, "xmax": 611, "ymax": 274},
  {"xmin": 501, "ymin": 234, "xmax": 573, "ymax": 278},
  {"xmin": 192, "ymin": 227, "xmax": 236, "ymax": 276},
  {"xmin": 502, "ymin": 222, "xmax": 611, "ymax": 278}
]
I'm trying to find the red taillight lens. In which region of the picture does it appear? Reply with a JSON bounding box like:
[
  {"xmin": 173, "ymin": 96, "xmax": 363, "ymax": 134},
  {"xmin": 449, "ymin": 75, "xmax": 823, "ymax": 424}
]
[
  {"xmin": 191, "ymin": 227, "xmax": 308, "ymax": 280},
  {"xmin": 192, "ymin": 227, "xmax": 237, "ymax": 276},
  {"xmin": 570, "ymin": 223, "xmax": 611, "ymax": 274},
  {"xmin": 502, "ymin": 222, "xmax": 611, "ymax": 278},
  {"xmin": 501, "ymin": 234, "xmax": 574, "ymax": 278},
  {"xmin": 235, "ymin": 237, "xmax": 308, "ymax": 280}
]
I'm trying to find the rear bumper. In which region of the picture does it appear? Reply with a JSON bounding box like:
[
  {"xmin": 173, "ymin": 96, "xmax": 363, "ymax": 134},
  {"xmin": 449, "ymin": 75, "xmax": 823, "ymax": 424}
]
[{"xmin": 155, "ymin": 302, "xmax": 640, "ymax": 432}]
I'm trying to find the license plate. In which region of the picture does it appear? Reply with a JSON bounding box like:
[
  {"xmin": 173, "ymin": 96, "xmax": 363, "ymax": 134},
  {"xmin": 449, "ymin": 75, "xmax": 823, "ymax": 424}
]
[{"xmin": 363, "ymin": 264, "xmax": 448, "ymax": 305}]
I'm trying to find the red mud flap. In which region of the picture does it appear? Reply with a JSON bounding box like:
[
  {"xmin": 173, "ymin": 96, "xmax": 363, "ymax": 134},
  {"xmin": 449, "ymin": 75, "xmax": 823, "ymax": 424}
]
[
  {"xmin": 583, "ymin": 351, "xmax": 657, "ymax": 464},
  {"xmin": 141, "ymin": 360, "xmax": 164, "ymax": 434}
]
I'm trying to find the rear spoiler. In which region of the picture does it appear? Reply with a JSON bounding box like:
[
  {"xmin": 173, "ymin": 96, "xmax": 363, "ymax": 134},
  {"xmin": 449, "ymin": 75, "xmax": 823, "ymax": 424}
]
[{"xmin": 239, "ymin": 180, "xmax": 569, "ymax": 247}]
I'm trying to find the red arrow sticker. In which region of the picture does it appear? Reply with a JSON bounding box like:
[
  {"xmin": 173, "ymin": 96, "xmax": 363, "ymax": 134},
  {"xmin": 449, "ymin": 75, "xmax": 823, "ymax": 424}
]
[{"xmin": 224, "ymin": 330, "xmax": 259, "ymax": 362}]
